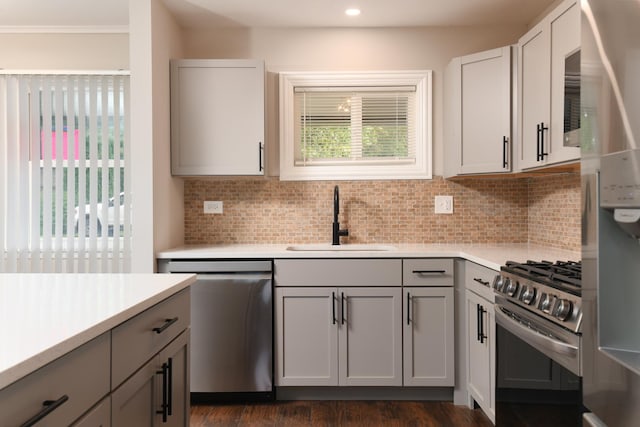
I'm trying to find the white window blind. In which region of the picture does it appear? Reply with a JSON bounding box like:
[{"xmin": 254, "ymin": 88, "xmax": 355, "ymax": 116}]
[
  {"xmin": 0, "ymin": 72, "xmax": 131, "ymax": 273},
  {"xmin": 294, "ymin": 87, "xmax": 416, "ymax": 166}
]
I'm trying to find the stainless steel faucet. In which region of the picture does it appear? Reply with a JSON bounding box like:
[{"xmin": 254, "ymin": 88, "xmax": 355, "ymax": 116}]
[{"xmin": 332, "ymin": 185, "xmax": 349, "ymax": 245}]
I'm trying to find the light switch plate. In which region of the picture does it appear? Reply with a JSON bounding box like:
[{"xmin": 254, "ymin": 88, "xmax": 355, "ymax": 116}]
[
  {"xmin": 204, "ymin": 201, "xmax": 223, "ymax": 214},
  {"xmin": 435, "ymin": 196, "xmax": 453, "ymax": 214}
]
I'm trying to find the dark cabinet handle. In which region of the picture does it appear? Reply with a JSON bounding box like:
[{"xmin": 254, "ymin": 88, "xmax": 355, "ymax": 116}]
[
  {"xmin": 156, "ymin": 362, "xmax": 169, "ymax": 422},
  {"xmin": 537, "ymin": 122, "xmax": 549, "ymax": 161},
  {"xmin": 412, "ymin": 270, "xmax": 446, "ymax": 275},
  {"xmin": 502, "ymin": 136, "xmax": 508, "ymax": 168},
  {"xmin": 341, "ymin": 292, "xmax": 345, "ymax": 325},
  {"xmin": 20, "ymin": 395, "xmax": 69, "ymax": 427},
  {"xmin": 407, "ymin": 292, "xmax": 411, "ymax": 325},
  {"xmin": 332, "ymin": 292, "xmax": 336, "ymax": 325},
  {"xmin": 539, "ymin": 122, "xmax": 549, "ymax": 160},
  {"xmin": 473, "ymin": 277, "xmax": 490, "ymax": 286},
  {"xmin": 478, "ymin": 305, "xmax": 487, "ymax": 344},
  {"xmin": 167, "ymin": 358, "xmax": 173, "ymax": 416},
  {"xmin": 259, "ymin": 142, "xmax": 264, "ymax": 172},
  {"xmin": 153, "ymin": 317, "xmax": 178, "ymax": 334},
  {"xmin": 476, "ymin": 303, "xmax": 482, "ymax": 342}
]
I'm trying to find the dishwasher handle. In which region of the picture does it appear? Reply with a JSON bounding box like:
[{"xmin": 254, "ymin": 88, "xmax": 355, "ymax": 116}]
[{"xmin": 195, "ymin": 273, "xmax": 272, "ymax": 281}]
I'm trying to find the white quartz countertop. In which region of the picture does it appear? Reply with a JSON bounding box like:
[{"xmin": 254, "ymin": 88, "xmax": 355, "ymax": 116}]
[
  {"xmin": 156, "ymin": 243, "xmax": 581, "ymax": 271},
  {"xmin": 0, "ymin": 273, "xmax": 195, "ymax": 390}
]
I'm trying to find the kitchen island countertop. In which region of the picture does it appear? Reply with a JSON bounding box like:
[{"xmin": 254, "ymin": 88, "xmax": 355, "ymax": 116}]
[
  {"xmin": 0, "ymin": 273, "xmax": 195, "ymax": 390},
  {"xmin": 156, "ymin": 243, "xmax": 581, "ymax": 271}
]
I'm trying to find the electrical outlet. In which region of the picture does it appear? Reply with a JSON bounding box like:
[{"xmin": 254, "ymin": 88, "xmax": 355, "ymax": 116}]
[
  {"xmin": 434, "ymin": 196, "xmax": 453, "ymax": 214},
  {"xmin": 204, "ymin": 201, "xmax": 223, "ymax": 214}
]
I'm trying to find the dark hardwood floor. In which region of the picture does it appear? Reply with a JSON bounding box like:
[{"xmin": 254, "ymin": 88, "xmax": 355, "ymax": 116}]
[{"xmin": 190, "ymin": 400, "xmax": 493, "ymax": 427}]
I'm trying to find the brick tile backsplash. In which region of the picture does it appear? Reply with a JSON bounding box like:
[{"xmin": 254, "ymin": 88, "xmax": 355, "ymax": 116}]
[{"xmin": 183, "ymin": 174, "xmax": 581, "ymax": 251}]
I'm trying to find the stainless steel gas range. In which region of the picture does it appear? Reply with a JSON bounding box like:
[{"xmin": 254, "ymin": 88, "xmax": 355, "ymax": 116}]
[{"xmin": 493, "ymin": 260, "xmax": 583, "ymax": 427}]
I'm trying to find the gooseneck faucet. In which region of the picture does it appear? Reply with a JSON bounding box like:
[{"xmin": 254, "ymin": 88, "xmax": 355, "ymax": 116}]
[{"xmin": 332, "ymin": 185, "xmax": 349, "ymax": 245}]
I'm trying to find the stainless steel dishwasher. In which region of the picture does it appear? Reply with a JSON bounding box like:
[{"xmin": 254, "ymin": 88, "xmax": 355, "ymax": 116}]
[{"xmin": 158, "ymin": 259, "xmax": 273, "ymax": 402}]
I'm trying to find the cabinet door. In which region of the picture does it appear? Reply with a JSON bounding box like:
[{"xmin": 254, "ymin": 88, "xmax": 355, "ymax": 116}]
[
  {"xmin": 275, "ymin": 287, "xmax": 338, "ymax": 386},
  {"xmin": 170, "ymin": 59, "xmax": 265, "ymax": 176},
  {"xmin": 158, "ymin": 330, "xmax": 190, "ymax": 427},
  {"xmin": 459, "ymin": 47, "xmax": 512, "ymax": 174},
  {"xmin": 403, "ymin": 287, "xmax": 455, "ymax": 386},
  {"xmin": 111, "ymin": 354, "xmax": 159, "ymax": 427},
  {"xmin": 548, "ymin": 0, "xmax": 581, "ymax": 164},
  {"xmin": 518, "ymin": 22, "xmax": 551, "ymax": 170},
  {"xmin": 339, "ymin": 287, "xmax": 402, "ymax": 386},
  {"xmin": 466, "ymin": 290, "xmax": 495, "ymax": 423}
]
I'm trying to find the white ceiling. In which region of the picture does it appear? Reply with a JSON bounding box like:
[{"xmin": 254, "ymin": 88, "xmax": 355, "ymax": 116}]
[{"xmin": 1, "ymin": 0, "xmax": 557, "ymax": 30}]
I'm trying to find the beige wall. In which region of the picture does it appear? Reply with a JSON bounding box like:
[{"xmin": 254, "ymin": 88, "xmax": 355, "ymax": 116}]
[
  {"xmin": 130, "ymin": 0, "xmax": 186, "ymax": 272},
  {"xmin": 181, "ymin": 25, "xmax": 526, "ymax": 176},
  {"xmin": 0, "ymin": 33, "xmax": 128, "ymax": 69}
]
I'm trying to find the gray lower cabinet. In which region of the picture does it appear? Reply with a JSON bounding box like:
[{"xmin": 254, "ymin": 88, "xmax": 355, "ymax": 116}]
[
  {"xmin": 275, "ymin": 286, "xmax": 402, "ymax": 386},
  {"xmin": 0, "ymin": 333, "xmax": 110, "ymax": 427},
  {"xmin": 111, "ymin": 330, "xmax": 189, "ymax": 427},
  {"xmin": 403, "ymin": 287, "xmax": 455, "ymax": 386},
  {"xmin": 0, "ymin": 288, "xmax": 190, "ymax": 427},
  {"xmin": 111, "ymin": 289, "xmax": 190, "ymax": 427},
  {"xmin": 465, "ymin": 261, "xmax": 496, "ymax": 423},
  {"xmin": 274, "ymin": 258, "xmax": 454, "ymax": 389}
]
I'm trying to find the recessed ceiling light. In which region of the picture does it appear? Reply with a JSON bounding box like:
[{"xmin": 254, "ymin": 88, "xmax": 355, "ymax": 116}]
[{"xmin": 345, "ymin": 8, "xmax": 361, "ymax": 17}]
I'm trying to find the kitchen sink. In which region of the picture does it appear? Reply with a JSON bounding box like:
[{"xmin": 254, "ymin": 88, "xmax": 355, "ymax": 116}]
[{"xmin": 286, "ymin": 244, "xmax": 397, "ymax": 252}]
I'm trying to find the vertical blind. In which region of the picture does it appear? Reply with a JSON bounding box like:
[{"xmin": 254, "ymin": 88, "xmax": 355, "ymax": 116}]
[
  {"xmin": 0, "ymin": 72, "xmax": 131, "ymax": 273},
  {"xmin": 293, "ymin": 86, "xmax": 416, "ymax": 166}
]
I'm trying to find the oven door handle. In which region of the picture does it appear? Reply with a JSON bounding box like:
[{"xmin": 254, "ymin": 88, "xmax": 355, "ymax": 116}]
[{"xmin": 495, "ymin": 305, "xmax": 578, "ymax": 357}]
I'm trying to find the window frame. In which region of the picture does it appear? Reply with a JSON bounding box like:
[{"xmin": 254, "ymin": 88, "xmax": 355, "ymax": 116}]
[{"xmin": 279, "ymin": 70, "xmax": 432, "ymax": 181}]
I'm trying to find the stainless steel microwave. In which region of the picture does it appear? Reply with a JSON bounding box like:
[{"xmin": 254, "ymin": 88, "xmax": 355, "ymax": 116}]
[{"xmin": 564, "ymin": 49, "xmax": 581, "ymax": 147}]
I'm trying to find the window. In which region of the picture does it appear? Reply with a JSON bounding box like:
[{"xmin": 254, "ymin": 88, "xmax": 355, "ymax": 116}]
[
  {"xmin": 0, "ymin": 72, "xmax": 131, "ymax": 273},
  {"xmin": 280, "ymin": 71, "xmax": 432, "ymax": 180}
]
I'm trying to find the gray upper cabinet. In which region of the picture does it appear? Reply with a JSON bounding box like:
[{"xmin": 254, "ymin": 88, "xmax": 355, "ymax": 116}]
[
  {"xmin": 444, "ymin": 46, "xmax": 513, "ymax": 178},
  {"xmin": 170, "ymin": 59, "xmax": 265, "ymax": 176},
  {"xmin": 517, "ymin": 0, "xmax": 580, "ymax": 170}
]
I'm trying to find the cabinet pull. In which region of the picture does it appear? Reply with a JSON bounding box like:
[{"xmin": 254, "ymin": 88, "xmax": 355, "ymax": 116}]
[
  {"xmin": 407, "ymin": 292, "xmax": 411, "ymax": 325},
  {"xmin": 412, "ymin": 270, "xmax": 446, "ymax": 275},
  {"xmin": 167, "ymin": 358, "xmax": 173, "ymax": 416},
  {"xmin": 473, "ymin": 277, "xmax": 490, "ymax": 286},
  {"xmin": 341, "ymin": 292, "xmax": 345, "ymax": 325},
  {"xmin": 476, "ymin": 303, "xmax": 482, "ymax": 342},
  {"xmin": 332, "ymin": 291, "xmax": 336, "ymax": 325},
  {"xmin": 259, "ymin": 142, "xmax": 264, "ymax": 172},
  {"xmin": 502, "ymin": 136, "xmax": 508, "ymax": 168},
  {"xmin": 20, "ymin": 395, "xmax": 69, "ymax": 427},
  {"xmin": 539, "ymin": 122, "xmax": 549, "ymax": 160},
  {"xmin": 153, "ymin": 317, "xmax": 178, "ymax": 334},
  {"xmin": 479, "ymin": 305, "xmax": 487, "ymax": 344},
  {"xmin": 156, "ymin": 362, "xmax": 169, "ymax": 422}
]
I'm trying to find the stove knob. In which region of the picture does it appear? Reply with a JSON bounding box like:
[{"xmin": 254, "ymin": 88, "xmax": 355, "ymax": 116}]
[
  {"xmin": 505, "ymin": 279, "xmax": 519, "ymax": 297},
  {"xmin": 520, "ymin": 285, "xmax": 536, "ymax": 305},
  {"xmin": 554, "ymin": 299, "xmax": 573, "ymax": 321},
  {"xmin": 492, "ymin": 275, "xmax": 504, "ymax": 292},
  {"xmin": 539, "ymin": 293, "xmax": 552, "ymax": 313}
]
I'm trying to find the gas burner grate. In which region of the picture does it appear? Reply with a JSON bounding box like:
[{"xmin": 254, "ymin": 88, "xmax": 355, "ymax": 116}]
[{"xmin": 503, "ymin": 260, "xmax": 582, "ymax": 294}]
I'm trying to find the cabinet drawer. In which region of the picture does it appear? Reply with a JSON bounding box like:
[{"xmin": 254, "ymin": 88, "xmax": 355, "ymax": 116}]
[
  {"xmin": 112, "ymin": 288, "xmax": 190, "ymax": 387},
  {"xmin": 403, "ymin": 259, "xmax": 454, "ymax": 286},
  {"xmin": 0, "ymin": 333, "xmax": 110, "ymax": 427},
  {"xmin": 465, "ymin": 261, "xmax": 497, "ymax": 302},
  {"xmin": 275, "ymin": 259, "xmax": 401, "ymax": 287}
]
